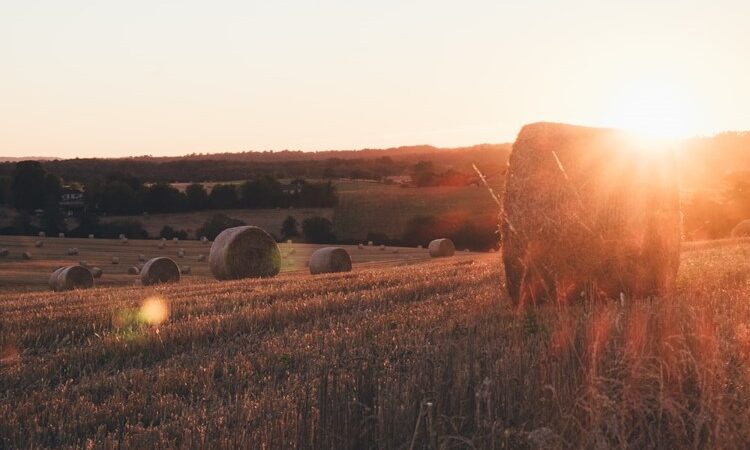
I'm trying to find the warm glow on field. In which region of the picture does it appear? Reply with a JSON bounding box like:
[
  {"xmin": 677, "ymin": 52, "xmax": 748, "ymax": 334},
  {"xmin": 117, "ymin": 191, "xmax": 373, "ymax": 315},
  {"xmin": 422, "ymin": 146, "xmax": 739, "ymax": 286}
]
[
  {"xmin": 139, "ymin": 296, "xmax": 170, "ymax": 325},
  {"xmin": 605, "ymin": 80, "xmax": 700, "ymax": 139}
]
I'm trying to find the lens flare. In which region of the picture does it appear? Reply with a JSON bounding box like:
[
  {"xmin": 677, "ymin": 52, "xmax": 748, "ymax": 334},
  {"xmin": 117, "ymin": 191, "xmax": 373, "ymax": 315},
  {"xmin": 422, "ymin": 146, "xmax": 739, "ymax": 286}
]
[{"xmin": 139, "ymin": 296, "xmax": 170, "ymax": 325}]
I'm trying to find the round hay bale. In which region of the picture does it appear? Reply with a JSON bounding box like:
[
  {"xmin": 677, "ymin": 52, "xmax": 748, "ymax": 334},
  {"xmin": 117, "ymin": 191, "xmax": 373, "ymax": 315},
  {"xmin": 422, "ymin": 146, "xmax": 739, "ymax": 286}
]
[
  {"xmin": 119, "ymin": 234, "xmax": 126, "ymax": 240},
  {"xmin": 177, "ymin": 249, "xmax": 185, "ymax": 258},
  {"xmin": 58, "ymin": 233, "xmax": 65, "ymax": 238},
  {"xmin": 309, "ymin": 247, "xmax": 352, "ymax": 275},
  {"xmin": 0, "ymin": 249, "xmax": 8, "ymax": 257},
  {"xmin": 209, "ymin": 226, "xmax": 281, "ymax": 280},
  {"xmin": 35, "ymin": 240, "xmax": 44, "ymax": 248},
  {"xmin": 91, "ymin": 267, "xmax": 103, "ymax": 278},
  {"xmin": 88, "ymin": 234, "xmax": 95, "ymax": 239},
  {"xmin": 380, "ymin": 245, "xmax": 386, "ymax": 251},
  {"xmin": 368, "ymin": 241, "xmax": 373, "ymax": 246},
  {"xmin": 138, "ymin": 254, "xmax": 146, "ymax": 262},
  {"xmin": 49, "ymin": 266, "xmax": 94, "ymax": 292},
  {"xmin": 172, "ymin": 237, "xmax": 179, "ymax": 243},
  {"xmin": 38, "ymin": 231, "xmax": 46, "ymax": 238},
  {"xmin": 21, "ymin": 251, "xmax": 32, "ymax": 260},
  {"xmin": 731, "ymin": 220, "xmax": 750, "ymax": 238},
  {"xmin": 127, "ymin": 266, "xmax": 140, "ymax": 275},
  {"xmin": 181, "ymin": 265, "xmax": 192, "ymax": 274},
  {"xmin": 161, "ymin": 237, "xmax": 167, "ymax": 241},
  {"xmin": 417, "ymin": 245, "xmax": 423, "ymax": 249},
  {"xmin": 358, "ymin": 243, "xmax": 364, "ymax": 250},
  {"xmin": 429, "ymin": 239, "xmax": 455, "ymax": 258},
  {"xmin": 197, "ymin": 254, "xmax": 206, "ymax": 262},
  {"xmin": 464, "ymin": 248, "xmax": 470, "ymax": 253},
  {"xmin": 201, "ymin": 236, "xmax": 208, "ymax": 243},
  {"xmin": 111, "ymin": 256, "xmax": 119, "ymax": 265},
  {"xmin": 79, "ymin": 260, "xmax": 88, "ymax": 268},
  {"xmin": 121, "ymin": 238, "xmax": 128, "ymax": 245},
  {"xmin": 141, "ymin": 257, "xmax": 181, "ymax": 286},
  {"xmin": 501, "ymin": 122, "xmax": 681, "ymax": 305},
  {"xmin": 158, "ymin": 242, "xmax": 165, "ymax": 249},
  {"xmin": 66, "ymin": 247, "xmax": 78, "ymax": 256},
  {"xmin": 286, "ymin": 239, "xmax": 293, "ymax": 244}
]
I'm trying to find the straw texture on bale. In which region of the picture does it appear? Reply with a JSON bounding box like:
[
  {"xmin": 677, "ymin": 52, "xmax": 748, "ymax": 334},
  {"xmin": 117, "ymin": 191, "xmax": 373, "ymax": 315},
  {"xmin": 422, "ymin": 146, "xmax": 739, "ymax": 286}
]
[
  {"xmin": 428, "ymin": 238, "xmax": 455, "ymax": 257},
  {"xmin": 91, "ymin": 267, "xmax": 103, "ymax": 278},
  {"xmin": 22, "ymin": 252, "xmax": 31, "ymax": 259},
  {"xmin": 501, "ymin": 122, "xmax": 682, "ymax": 305},
  {"xmin": 49, "ymin": 266, "xmax": 94, "ymax": 292},
  {"xmin": 209, "ymin": 226, "xmax": 281, "ymax": 280},
  {"xmin": 141, "ymin": 257, "xmax": 181, "ymax": 286},
  {"xmin": 309, "ymin": 247, "xmax": 352, "ymax": 275},
  {"xmin": 731, "ymin": 220, "xmax": 750, "ymax": 238}
]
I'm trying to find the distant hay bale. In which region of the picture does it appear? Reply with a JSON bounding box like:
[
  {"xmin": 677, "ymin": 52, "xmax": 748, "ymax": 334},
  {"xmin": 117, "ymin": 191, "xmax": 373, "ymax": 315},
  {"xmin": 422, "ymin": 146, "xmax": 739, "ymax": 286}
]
[
  {"xmin": 88, "ymin": 234, "xmax": 94, "ymax": 239},
  {"xmin": 181, "ymin": 265, "xmax": 192, "ymax": 274},
  {"xmin": 111, "ymin": 256, "xmax": 119, "ymax": 265},
  {"xmin": 0, "ymin": 249, "xmax": 8, "ymax": 257},
  {"xmin": 79, "ymin": 260, "xmax": 88, "ymax": 268},
  {"xmin": 22, "ymin": 252, "xmax": 32, "ymax": 260},
  {"xmin": 91, "ymin": 267, "xmax": 103, "ymax": 278},
  {"xmin": 172, "ymin": 237, "xmax": 179, "ymax": 242},
  {"xmin": 119, "ymin": 234, "xmax": 126, "ymax": 240},
  {"xmin": 358, "ymin": 243, "xmax": 364, "ymax": 249},
  {"xmin": 58, "ymin": 233, "xmax": 65, "ymax": 238},
  {"xmin": 380, "ymin": 245, "xmax": 386, "ymax": 251},
  {"xmin": 501, "ymin": 122, "xmax": 681, "ymax": 305},
  {"xmin": 138, "ymin": 254, "xmax": 146, "ymax": 262},
  {"xmin": 38, "ymin": 231, "xmax": 46, "ymax": 238},
  {"xmin": 177, "ymin": 249, "xmax": 185, "ymax": 258},
  {"xmin": 392, "ymin": 249, "xmax": 399, "ymax": 254},
  {"xmin": 209, "ymin": 226, "xmax": 281, "ymax": 280},
  {"xmin": 309, "ymin": 247, "xmax": 352, "ymax": 275},
  {"xmin": 428, "ymin": 239, "xmax": 455, "ymax": 258},
  {"xmin": 35, "ymin": 240, "xmax": 43, "ymax": 248},
  {"xmin": 463, "ymin": 248, "xmax": 470, "ymax": 253},
  {"xmin": 288, "ymin": 248, "xmax": 296, "ymax": 255},
  {"xmin": 121, "ymin": 238, "xmax": 128, "ymax": 244},
  {"xmin": 417, "ymin": 245, "xmax": 423, "ymax": 249},
  {"xmin": 127, "ymin": 266, "xmax": 140, "ymax": 275},
  {"xmin": 201, "ymin": 236, "xmax": 208, "ymax": 243},
  {"xmin": 368, "ymin": 241, "xmax": 373, "ymax": 246},
  {"xmin": 49, "ymin": 266, "xmax": 94, "ymax": 292},
  {"xmin": 197, "ymin": 254, "xmax": 206, "ymax": 262},
  {"xmin": 286, "ymin": 239, "xmax": 292, "ymax": 244},
  {"xmin": 158, "ymin": 242, "xmax": 165, "ymax": 249},
  {"xmin": 66, "ymin": 247, "xmax": 79, "ymax": 256},
  {"xmin": 141, "ymin": 257, "xmax": 181, "ymax": 286},
  {"xmin": 161, "ymin": 237, "xmax": 167, "ymax": 241},
  {"xmin": 731, "ymin": 220, "xmax": 750, "ymax": 238}
]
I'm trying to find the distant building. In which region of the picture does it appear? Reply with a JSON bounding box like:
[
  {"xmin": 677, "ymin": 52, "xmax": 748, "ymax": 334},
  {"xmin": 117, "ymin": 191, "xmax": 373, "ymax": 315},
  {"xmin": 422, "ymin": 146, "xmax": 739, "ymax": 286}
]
[{"xmin": 60, "ymin": 187, "xmax": 85, "ymax": 216}]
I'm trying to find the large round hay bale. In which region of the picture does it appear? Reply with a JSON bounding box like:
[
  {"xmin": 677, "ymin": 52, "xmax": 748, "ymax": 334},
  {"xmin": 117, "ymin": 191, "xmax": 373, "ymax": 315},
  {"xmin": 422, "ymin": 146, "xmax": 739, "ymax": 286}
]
[
  {"xmin": 91, "ymin": 267, "xmax": 103, "ymax": 278},
  {"xmin": 309, "ymin": 247, "xmax": 352, "ymax": 275},
  {"xmin": 428, "ymin": 239, "xmax": 455, "ymax": 257},
  {"xmin": 49, "ymin": 266, "xmax": 94, "ymax": 292},
  {"xmin": 209, "ymin": 226, "xmax": 281, "ymax": 280},
  {"xmin": 501, "ymin": 122, "xmax": 682, "ymax": 305},
  {"xmin": 141, "ymin": 257, "xmax": 181, "ymax": 286},
  {"xmin": 731, "ymin": 220, "xmax": 750, "ymax": 238}
]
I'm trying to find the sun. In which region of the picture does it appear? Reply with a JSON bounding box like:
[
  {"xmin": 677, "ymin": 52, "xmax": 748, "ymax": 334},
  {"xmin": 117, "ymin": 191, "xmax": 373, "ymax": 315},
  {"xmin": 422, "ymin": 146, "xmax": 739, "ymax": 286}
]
[{"xmin": 603, "ymin": 79, "xmax": 700, "ymax": 140}]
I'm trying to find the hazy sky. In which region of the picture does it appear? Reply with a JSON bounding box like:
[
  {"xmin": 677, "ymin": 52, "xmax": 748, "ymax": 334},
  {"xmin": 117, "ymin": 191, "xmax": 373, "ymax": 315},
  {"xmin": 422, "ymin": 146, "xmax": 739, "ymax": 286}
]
[{"xmin": 2, "ymin": 0, "xmax": 750, "ymax": 158}]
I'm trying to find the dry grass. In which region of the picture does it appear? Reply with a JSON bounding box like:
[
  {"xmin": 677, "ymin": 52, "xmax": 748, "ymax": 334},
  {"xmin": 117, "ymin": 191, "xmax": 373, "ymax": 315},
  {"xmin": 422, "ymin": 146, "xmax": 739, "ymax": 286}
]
[
  {"xmin": 1, "ymin": 241, "xmax": 750, "ymax": 448},
  {"xmin": 0, "ymin": 235, "xmax": 444, "ymax": 292}
]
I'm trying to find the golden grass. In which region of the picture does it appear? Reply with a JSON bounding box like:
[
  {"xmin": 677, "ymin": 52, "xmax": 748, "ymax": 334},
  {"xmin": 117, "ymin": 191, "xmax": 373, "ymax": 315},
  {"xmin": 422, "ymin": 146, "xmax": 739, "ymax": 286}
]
[{"xmin": 1, "ymin": 242, "xmax": 750, "ymax": 448}]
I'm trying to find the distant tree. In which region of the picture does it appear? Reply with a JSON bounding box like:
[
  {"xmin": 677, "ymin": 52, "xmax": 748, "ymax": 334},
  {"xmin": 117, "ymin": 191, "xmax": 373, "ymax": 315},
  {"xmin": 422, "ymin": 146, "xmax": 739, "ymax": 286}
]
[
  {"xmin": 141, "ymin": 183, "xmax": 189, "ymax": 213},
  {"xmin": 196, "ymin": 214, "xmax": 246, "ymax": 240},
  {"xmin": 97, "ymin": 220, "xmax": 148, "ymax": 239},
  {"xmin": 0, "ymin": 176, "xmax": 9, "ymax": 205},
  {"xmin": 411, "ymin": 161, "xmax": 436, "ymax": 187},
  {"xmin": 159, "ymin": 225, "xmax": 188, "ymax": 240},
  {"xmin": 302, "ymin": 216, "xmax": 336, "ymax": 244},
  {"xmin": 280, "ymin": 216, "xmax": 299, "ymax": 240},
  {"xmin": 239, "ymin": 176, "xmax": 285, "ymax": 208},
  {"xmin": 296, "ymin": 181, "xmax": 338, "ymax": 207},
  {"xmin": 209, "ymin": 184, "xmax": 238, "ymax": 209},
  {"xmin": 40, "ymin": 206, "xmax": 66, "ymax": 236},
  {"xmin": 10, "ymin": 161, "xmax": 48, "ymax": 211},
  {"xmin": 185, "ymin": 183, "xmax": 209, "ymax": 210},
  {"xmin": 100, "ymin": 181, "xmax": 141, "ymax": 215}
]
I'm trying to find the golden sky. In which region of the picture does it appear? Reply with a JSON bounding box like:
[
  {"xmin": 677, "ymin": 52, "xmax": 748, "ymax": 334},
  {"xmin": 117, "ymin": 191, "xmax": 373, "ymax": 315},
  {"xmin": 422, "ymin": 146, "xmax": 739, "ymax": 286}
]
[{"xmin": 2, "ymin": 0, "xmax": 749, "ymax": 157}]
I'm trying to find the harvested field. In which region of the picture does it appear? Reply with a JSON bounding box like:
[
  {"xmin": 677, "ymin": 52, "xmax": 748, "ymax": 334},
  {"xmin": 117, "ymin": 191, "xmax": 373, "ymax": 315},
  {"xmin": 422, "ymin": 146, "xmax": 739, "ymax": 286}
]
[
  {"xmin": 2, "ymin": 240, "xmax": 750, "ymax": 448},
  {"xmin": 0, "ymin": 235, "xmax": 456, "ymax": 292}
]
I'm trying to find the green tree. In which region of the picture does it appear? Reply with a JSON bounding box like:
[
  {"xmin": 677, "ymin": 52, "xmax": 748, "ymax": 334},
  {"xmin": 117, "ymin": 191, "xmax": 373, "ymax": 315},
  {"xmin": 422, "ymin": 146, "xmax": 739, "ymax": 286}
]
[
  {"xmin": 141, "ymin": 183, "xmax": 188, "ymax": 213},
  {"xmin": 186, "ymin": 183, "xmax": 209, "ymax": 210},
  {"xmin": 100, "ymin": 181, "xmax": 141, "ymax": 215},
  {"xmin": 10, "ymin": 161, "xmax": 48, "ymax": 211},
  {"xmin": 302, "ymin": 216, "xmax": 336, "ymax": 244},
  {"xmin": 280, "ymin": 216, "xmax": 299, "ymax": 240},
  {"xmin": 196, "ymin": 214, "xmax": 246, "ymax": 240},
  {"xmin": 239, "ymin": 176, "xmax": 285, "ymax": 208},
  {"xmin": 209, "ymin": 184, "xmax": 238, "ymax": 209}
]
